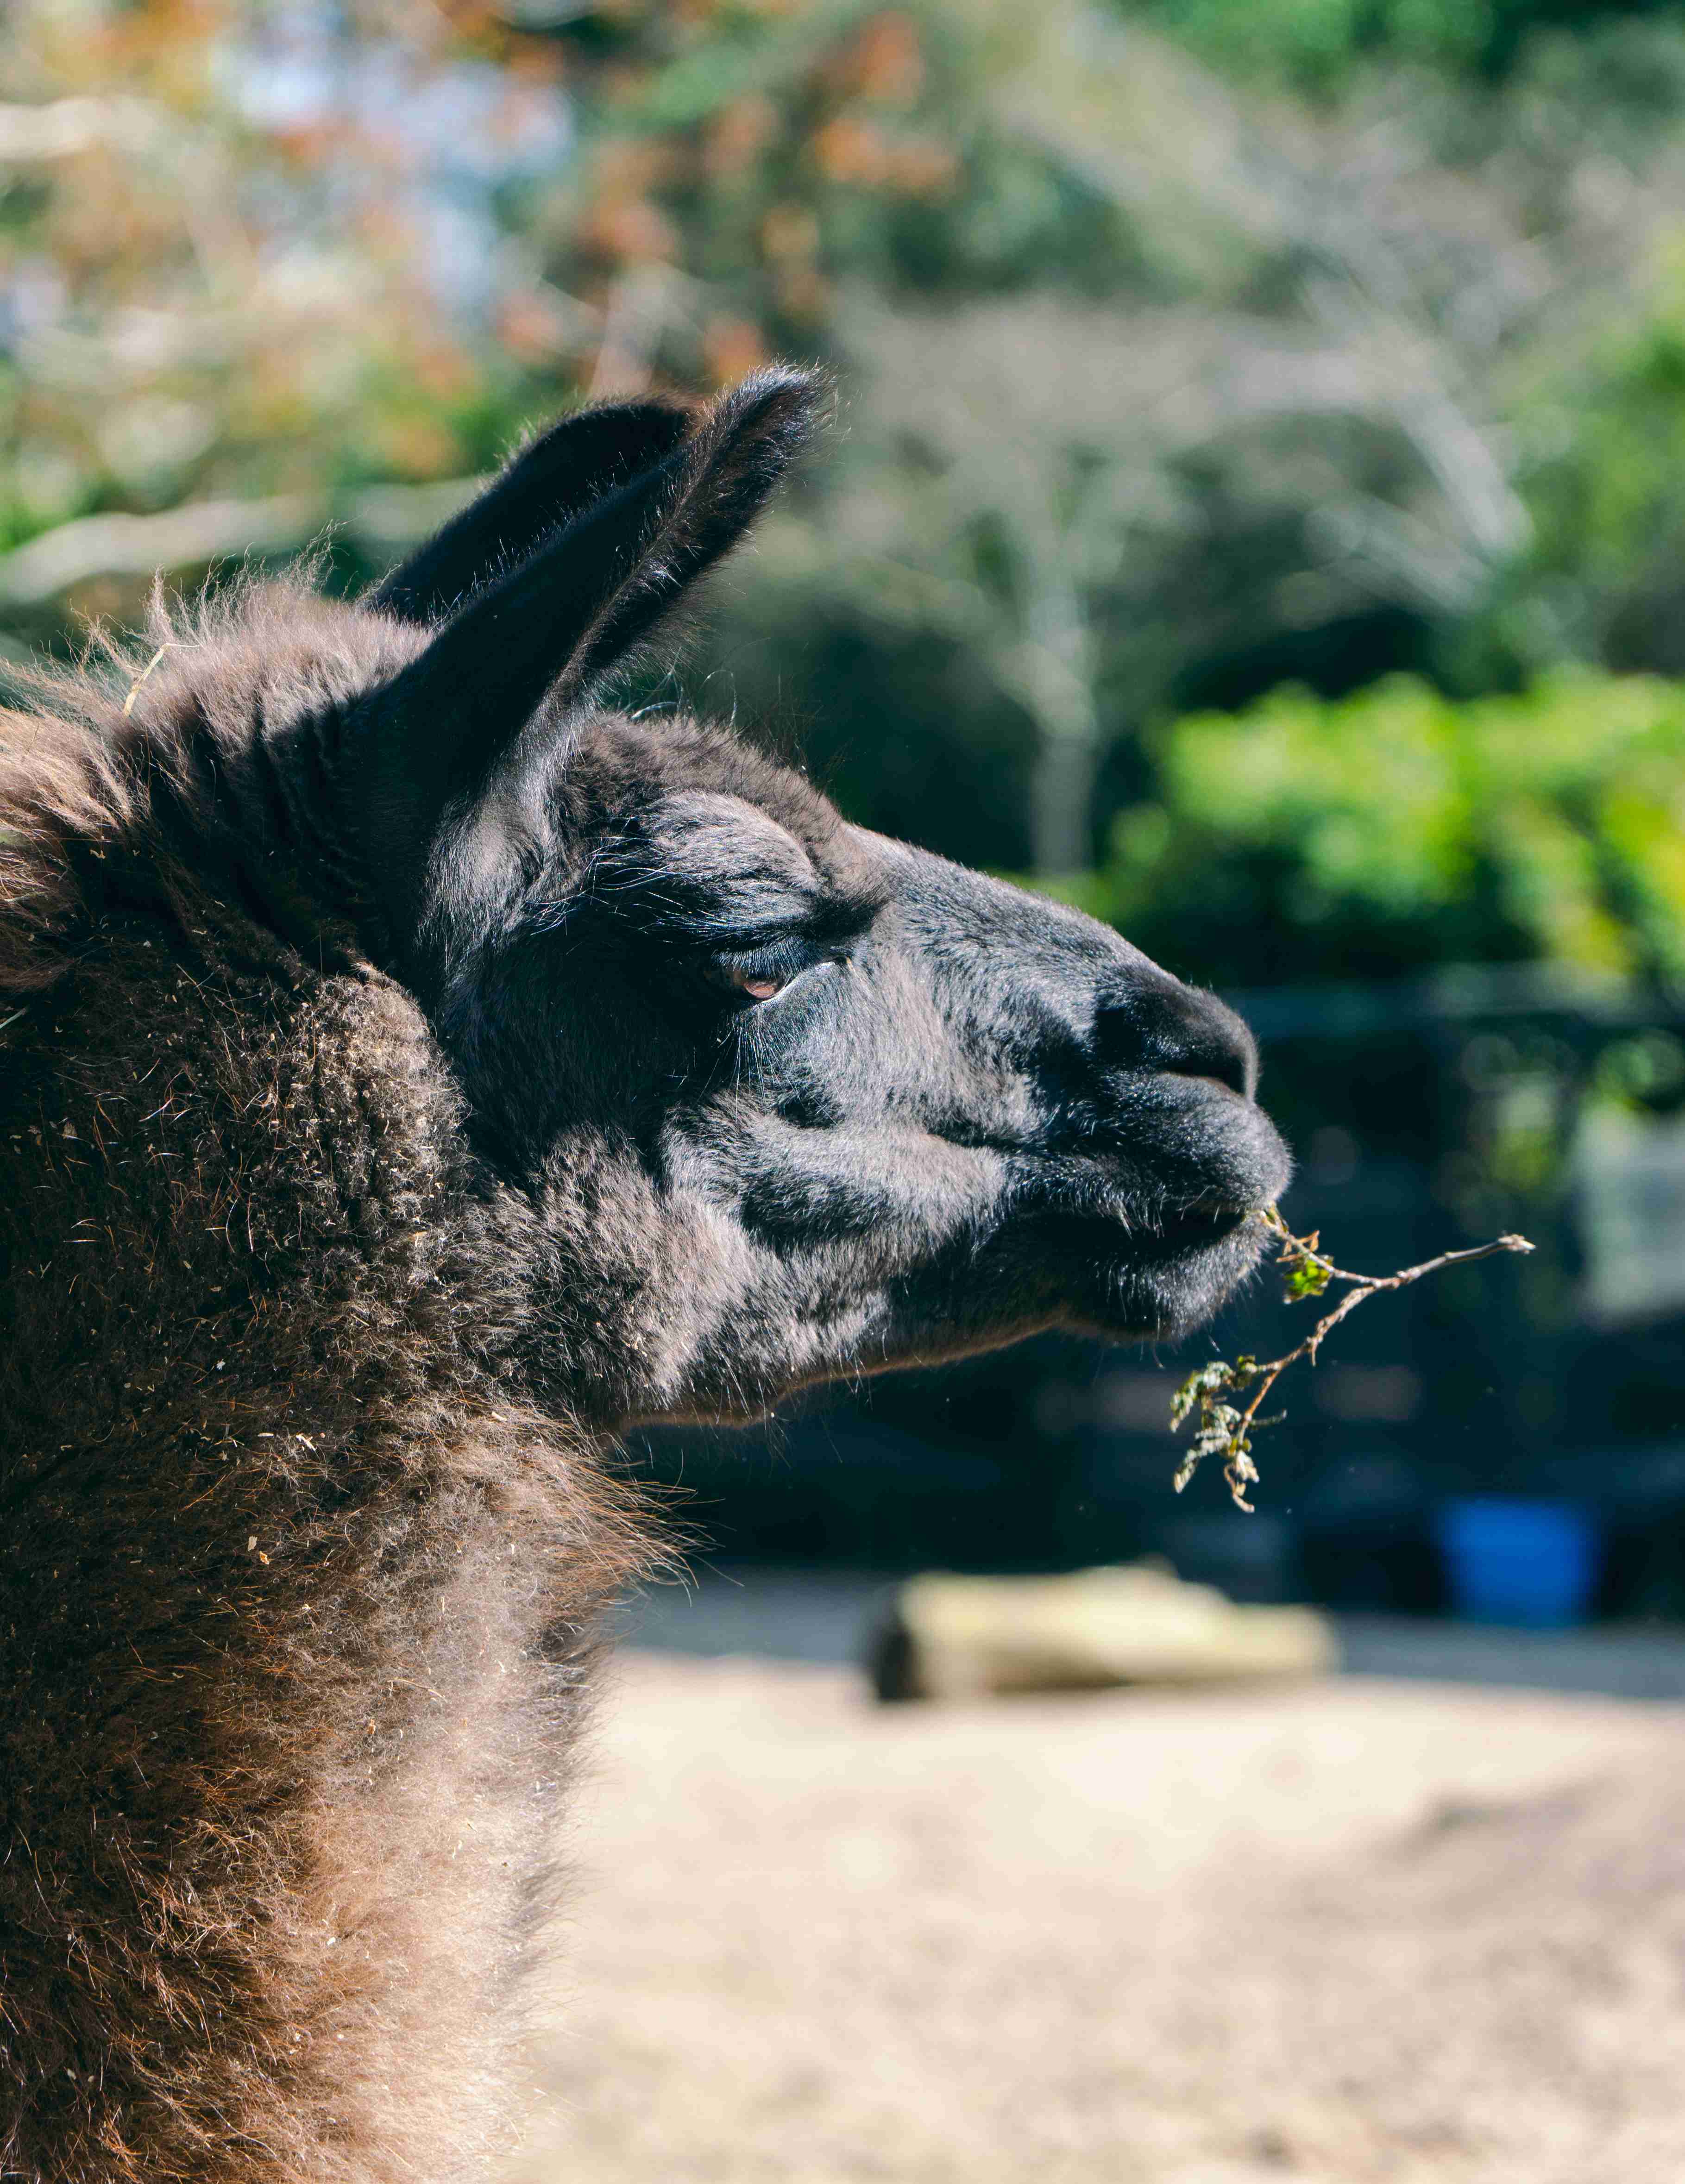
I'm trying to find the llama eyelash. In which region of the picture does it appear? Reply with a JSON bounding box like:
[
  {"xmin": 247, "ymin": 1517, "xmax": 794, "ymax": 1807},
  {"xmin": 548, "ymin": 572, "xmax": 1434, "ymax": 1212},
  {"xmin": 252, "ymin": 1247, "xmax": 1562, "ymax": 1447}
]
[{"xmin": 703, "ymin": 935, "xmax": 838, "ymax": 1008}]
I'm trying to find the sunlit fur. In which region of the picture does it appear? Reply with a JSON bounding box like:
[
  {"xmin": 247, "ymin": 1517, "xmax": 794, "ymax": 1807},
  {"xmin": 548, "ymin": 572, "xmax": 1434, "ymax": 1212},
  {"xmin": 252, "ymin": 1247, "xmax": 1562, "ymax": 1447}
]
[{"xmin": 0, "ymin": 377, "xmax": 1287, "ymax": 2182}]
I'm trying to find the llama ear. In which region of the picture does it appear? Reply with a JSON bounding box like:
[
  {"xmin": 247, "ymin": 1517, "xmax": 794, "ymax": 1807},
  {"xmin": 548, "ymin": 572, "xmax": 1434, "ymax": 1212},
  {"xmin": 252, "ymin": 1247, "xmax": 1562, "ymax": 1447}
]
[
  {"xmin": 545, "ymin": 364, "xmax": 832, "ymax": 703},
  {"xmin": 353, "ymin": 365, "xmax": 830, "ymax": 925},
  {"xmin": 367, "ymin": 396, "xmax": 695, "ymax": 626}
]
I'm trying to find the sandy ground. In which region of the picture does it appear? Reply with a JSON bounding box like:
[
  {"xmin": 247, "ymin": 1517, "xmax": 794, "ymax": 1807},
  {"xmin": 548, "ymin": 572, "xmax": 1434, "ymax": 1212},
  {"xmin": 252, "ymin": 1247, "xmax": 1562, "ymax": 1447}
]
[{"xmin": 531, "ymin": 1652, "xmax": 1685, "ymax": 2184}]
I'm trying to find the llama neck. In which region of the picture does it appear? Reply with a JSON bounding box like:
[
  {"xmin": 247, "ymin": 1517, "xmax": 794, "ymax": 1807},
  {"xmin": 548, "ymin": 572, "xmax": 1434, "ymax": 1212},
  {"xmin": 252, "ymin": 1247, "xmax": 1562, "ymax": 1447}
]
[{"xmin": 0, "ymin": 926, "xmax": 654, "ymax": 2180}]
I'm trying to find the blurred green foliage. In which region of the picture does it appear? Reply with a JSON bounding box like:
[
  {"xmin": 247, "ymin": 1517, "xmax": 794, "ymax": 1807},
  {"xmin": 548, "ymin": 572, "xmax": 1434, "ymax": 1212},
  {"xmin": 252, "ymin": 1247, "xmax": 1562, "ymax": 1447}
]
[
  {"xmin": 1088, "ymin": 672, "xmax": 1685, "ymax": 988},
  {"xmin": 1124, "ymin": 0, "xmax": 1685, "ymax": 92}
]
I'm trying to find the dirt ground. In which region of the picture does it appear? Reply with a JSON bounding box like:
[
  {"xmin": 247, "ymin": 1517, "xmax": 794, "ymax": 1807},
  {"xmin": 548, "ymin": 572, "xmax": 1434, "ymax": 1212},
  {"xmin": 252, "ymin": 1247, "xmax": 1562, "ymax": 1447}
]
[{"xmin": 530, "ymin": 1652, "xmax": 1685, "ymax": 2184}]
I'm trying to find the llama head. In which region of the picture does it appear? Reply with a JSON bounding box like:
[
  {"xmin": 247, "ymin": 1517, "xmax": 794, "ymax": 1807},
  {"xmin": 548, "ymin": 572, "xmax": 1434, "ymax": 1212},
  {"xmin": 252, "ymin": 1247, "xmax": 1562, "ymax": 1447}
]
[
  {"xmin": 308, "ymin": 367, "xmax": 1289, "ymax": 1424},
  {"xmin": 65, "ymin": 370, "xmax": 1286, "ymax": 1428}
]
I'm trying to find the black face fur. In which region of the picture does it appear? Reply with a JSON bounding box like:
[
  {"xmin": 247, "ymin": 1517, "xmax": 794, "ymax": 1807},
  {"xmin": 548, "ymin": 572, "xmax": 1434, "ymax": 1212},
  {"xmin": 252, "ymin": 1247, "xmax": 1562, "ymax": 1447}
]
[
  {"xmin": 425, "ymin": 721, "xmax": 1289, "ymax": 1426},
  {"xmin": 0, "ymin": 367, "xmax": 1288, "ymax": 2183}
]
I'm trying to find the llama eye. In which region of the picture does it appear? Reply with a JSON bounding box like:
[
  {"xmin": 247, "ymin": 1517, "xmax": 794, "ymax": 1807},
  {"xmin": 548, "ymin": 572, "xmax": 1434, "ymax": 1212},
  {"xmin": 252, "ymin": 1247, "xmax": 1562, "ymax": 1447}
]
[
  {"xmin": 702, "ymin": 930, "xmax": 842, "ymax": 1008},
  {"xmin": 702, "ymin": 954, "xmax": 792, "ymax": 1005}
]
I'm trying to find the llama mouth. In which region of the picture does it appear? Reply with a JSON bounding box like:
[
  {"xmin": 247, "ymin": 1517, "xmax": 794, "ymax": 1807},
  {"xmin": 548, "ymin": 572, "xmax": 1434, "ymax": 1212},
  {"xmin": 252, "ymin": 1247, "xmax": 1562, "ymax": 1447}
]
[
  {"xmin": 1011, "ymin": 1167, "xmax": 1267, "ymax": 1255},
  {"xmin": 1136, "ymin": 1200, "xmax": 1264, "ymax": 1253},
  {"xmin": 1019, "ymin": 1197, "xmax": 1273, "ymax": 1344},
  {"xmin": 1055, "ymin": 1198, "xmax": 1264, "ymax": 1274}
]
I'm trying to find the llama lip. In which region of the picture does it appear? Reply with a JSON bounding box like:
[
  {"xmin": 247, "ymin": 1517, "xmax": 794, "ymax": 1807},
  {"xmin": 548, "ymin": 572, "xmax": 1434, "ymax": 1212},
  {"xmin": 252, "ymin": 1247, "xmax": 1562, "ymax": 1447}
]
[
  {"xmin": 1038, "ymin": 1202, "xmax": 1273, "ymax": 1343},
  {"xmin": 1138, "ymin": 1200, "xmax": 1263, "ymax": 1248},
  {"xmin": 996, "ymin": 1086, "xmax": 1291, "ymax": 1249},
  {"xmin": 1004, "ymin": 1154, "xmax": 1272, "ymax": 1253},
  {"xmin": 1012, "ymin": 1193, "xmax": 1267, "ymax": 1278},
  {"xmin": 1082, "ymin": 1201, "xmax": 1263, "ymax": 1268}
]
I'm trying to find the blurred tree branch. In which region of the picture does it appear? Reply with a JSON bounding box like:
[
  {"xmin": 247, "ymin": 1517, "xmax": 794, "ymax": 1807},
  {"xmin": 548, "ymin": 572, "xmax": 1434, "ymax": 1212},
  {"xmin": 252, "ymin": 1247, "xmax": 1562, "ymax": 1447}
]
[{"xmin": 0, "ymin": 478, "xmax": 485, "ymax": 608}]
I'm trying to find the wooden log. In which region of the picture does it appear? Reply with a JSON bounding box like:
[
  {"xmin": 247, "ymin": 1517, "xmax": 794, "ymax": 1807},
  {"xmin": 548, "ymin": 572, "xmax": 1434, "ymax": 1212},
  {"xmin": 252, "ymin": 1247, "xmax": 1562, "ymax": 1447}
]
[{"xmin": 869, "ymin": 1563, "xmax": 1339, "ymax": 1702}]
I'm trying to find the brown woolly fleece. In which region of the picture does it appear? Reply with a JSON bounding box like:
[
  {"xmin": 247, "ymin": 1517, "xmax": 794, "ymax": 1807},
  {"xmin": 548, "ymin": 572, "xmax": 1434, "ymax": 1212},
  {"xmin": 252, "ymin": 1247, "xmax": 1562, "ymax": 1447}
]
[{"xmin": 0, "ymin": 589, "xmax": 654, "ymax": 2183}]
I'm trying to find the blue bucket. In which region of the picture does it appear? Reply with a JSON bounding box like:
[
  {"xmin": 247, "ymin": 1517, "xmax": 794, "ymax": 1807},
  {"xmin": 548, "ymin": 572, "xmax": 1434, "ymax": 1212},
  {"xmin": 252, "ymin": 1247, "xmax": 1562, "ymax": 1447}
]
[{"xmin": 1436, "ymin": 1498, "xmax": 1600, "ymax": 1628}]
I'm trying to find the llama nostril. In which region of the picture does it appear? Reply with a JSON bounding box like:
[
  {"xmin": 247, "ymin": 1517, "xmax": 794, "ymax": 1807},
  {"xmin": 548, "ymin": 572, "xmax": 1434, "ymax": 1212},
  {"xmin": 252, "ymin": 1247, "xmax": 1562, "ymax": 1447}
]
[
  {"xmin": 1092, "ymin": 981, "xmax": 1257, "ymax": 1101},
  {"xmin": 1186, "ymin": 1000, "xmax": 1257, "ymax": 1100}
]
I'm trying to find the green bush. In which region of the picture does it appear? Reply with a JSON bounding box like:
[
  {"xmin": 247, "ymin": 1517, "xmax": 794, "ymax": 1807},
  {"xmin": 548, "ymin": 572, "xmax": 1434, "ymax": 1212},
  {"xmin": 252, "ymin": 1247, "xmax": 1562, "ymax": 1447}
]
[{"xmin": 1089, "ymin": 672, "xmax": 1685, "ymax": 987}]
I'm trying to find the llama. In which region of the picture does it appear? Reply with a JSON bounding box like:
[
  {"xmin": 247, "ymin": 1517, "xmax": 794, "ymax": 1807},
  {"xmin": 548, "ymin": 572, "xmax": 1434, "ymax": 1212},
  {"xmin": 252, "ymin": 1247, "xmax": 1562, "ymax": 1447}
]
[{"xmin": 0, "ymin": 369, "xmax": 1289, "ymax": 2183}]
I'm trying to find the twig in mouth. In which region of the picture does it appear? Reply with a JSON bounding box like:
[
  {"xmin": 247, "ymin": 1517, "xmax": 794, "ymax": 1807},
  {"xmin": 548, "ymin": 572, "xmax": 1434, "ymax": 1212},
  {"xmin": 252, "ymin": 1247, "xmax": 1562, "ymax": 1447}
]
[{"xmin": 1169, "ymin": 1208, "xmax": 1535, "ymax": 1512}]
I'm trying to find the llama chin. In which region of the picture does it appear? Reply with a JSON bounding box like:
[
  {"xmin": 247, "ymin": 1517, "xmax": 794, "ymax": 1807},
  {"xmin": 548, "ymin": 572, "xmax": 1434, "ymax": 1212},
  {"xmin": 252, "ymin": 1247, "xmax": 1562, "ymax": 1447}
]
[{"xmin": 0, "ymin": 368, "xmax": 1287, "ymax": 2183}]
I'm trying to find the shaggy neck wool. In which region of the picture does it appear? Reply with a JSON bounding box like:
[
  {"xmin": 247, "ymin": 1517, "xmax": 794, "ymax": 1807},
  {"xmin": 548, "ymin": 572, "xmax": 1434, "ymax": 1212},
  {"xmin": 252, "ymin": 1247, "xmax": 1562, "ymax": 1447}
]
[{"xmin": 0, "ymin": 593, "xmax": 655, "ymax": 2184}]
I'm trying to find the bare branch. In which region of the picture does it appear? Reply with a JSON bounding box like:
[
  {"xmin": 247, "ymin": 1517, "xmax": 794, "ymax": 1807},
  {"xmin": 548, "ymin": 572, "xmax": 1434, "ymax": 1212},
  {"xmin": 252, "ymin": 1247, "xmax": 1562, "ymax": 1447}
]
[
  {"xmin": 0, "ymin": 96, "xmax": 163, "ymax": 163},
  {"xmin": 1170, "ymin": 1209, "xmax": 1534, "ymax": 1511}
]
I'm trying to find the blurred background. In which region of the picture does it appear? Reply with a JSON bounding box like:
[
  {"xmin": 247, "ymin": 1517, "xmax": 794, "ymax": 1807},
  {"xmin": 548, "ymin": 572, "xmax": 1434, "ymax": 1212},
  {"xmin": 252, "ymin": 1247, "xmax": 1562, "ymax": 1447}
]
[{"xmin": 8, "ymin": 0, "xmax": 1685, "ymax": 1629}]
